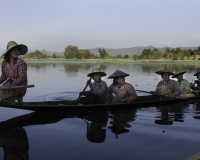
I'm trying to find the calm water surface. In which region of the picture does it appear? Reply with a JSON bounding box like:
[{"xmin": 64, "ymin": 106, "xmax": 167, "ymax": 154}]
[{"xmin": 0, "ymin": 61, "xmax": 200, "ymax": 160}]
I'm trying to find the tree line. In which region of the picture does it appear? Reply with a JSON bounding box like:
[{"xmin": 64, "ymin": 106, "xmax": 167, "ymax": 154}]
[
  {"xmin": 133, "ymin": 47, "xmax": 200, "ymax": 60},
  {"xmin": 6, "ymin": 45, "xmax": 200, "ymax": 60}
]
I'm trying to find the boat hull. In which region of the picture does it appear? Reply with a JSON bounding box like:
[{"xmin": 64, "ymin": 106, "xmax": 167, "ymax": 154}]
[{"xmin": 0, "ymin": 95, "xmax": 196, "ymax": 112}]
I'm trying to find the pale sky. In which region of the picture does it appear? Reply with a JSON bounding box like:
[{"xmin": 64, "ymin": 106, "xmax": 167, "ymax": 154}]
[{"xmin": 0, "ymin": 0, "xmax": 200, "ymax": 52}]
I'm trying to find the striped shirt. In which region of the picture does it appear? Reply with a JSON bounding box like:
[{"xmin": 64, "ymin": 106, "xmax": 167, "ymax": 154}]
[
  {"xmin": 0, "ymin": 58, "xmax": 27, "ymax": 96},
  {"xmin": 89, "ymin": 80, "xmax": 111, "ymax": 104}
]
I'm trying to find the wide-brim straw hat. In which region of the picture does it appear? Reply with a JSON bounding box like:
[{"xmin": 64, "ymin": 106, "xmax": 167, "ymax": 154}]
[
  {"xmin": 155, "ymin": 68, "xmax": 174, "ymax": 75},
  {"xmin": 171, "ymin": 71, "xmax": 186, "ymax": 78},
  {"xmin": 2, "ymin": 41, "xmax": 28, "ymax": 56},
  {"xmin": 87, "ymin": 68, "xmax": 106, "ymax": 77},
  {"xmin": 108, "ymin": 70, "xmax": 129, "ymax": 79},
  {"xmin": 194, "ymin": 68, "xmax": 200, "ymax": 76}
]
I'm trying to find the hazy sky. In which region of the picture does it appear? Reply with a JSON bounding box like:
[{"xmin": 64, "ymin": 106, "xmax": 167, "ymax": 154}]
[{"xmin": 0, "ymin": 0, "xmax": 200, "ymax": 52}]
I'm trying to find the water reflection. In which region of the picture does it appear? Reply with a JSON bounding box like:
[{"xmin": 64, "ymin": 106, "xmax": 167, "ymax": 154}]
[
  {"xmin": 155, "ymin": 104, "xmax": 188, "ymax": 125},
  {"xmin": 0, "ymin": 127, "xmax": 29, "ymax": 160},
  {"xmin": 193, "ymin": 104, "xmax": 200, "ymax": 120},
  {"xmin": 140, "ymin": 63, "xmax": 197, "ymax": 74},
  {"xmin": 83, "ymin": 112, "xmax": 108, "ymax": 143},
  {"xmin": 108, "ymin": 109, "xmax": 136, "ymax": 139}
]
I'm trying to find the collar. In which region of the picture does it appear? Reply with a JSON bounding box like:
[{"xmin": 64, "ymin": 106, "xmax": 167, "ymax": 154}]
[{"xmin": 114, "ymin": 84, "xmax": 125, "ymax": 90}]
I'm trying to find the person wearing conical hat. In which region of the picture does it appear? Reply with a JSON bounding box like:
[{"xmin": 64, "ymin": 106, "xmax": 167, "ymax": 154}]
[
  {"xmin": 0, "ymin": 41, "xmax": 28, "ymax": 104},
  {"xmin": 79, "ymin": 68, "xmax": 111, "ymax": 104},
  {"xmin": 172, "ymin": 71, "xmax": 194, "ymax": 98},
  {"xmin": 191, "ymin": 68, "xmax": 200, "ymax": 92},
  {"xmin": 155, "ymin": 68, "xmax": 180, "ymax": 99},
  {"xmin": 108, "ymin": 70, "xmax": 137, "ymax": 103}
]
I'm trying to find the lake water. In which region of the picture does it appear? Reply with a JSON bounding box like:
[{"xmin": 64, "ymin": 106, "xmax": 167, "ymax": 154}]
[{"xmin": 0, "ymin": 61, "xmax": 200, "ymax": 160}]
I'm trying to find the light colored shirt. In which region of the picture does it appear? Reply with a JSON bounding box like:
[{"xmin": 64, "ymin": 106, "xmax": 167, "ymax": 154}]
[
  {"xmin": 89, "ymin": 80, "xmax": 111, "ymax": 104},
  {"xmin": 157, "ymin": 79, "xmax": 180, "ymax": 97},
  {"xmin": 0, "ymin": 58, "xmax": 27, "ymax": 96},
  {"xmin": 177, "ymin": 79, "xmax": 192, "ymax": 96},
  {"xmin": 108, "ymin": 82, "xmax": 137, "ymax": 103}
]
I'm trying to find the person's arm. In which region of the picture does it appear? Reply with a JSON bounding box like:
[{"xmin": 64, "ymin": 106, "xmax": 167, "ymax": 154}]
[
  {"xmin": 173, "ymin": 81, "xmax": 181, "ymax": 97},
  {"xmin": 0, "ymin": 61, "xmax": 7, "ymax": 84},
  {"xmin": 122, "ymin": 84, "xmax": 138, "ymax": 103},
  {"xmin": 183, "ymin": 80, "xmax": 192, "ymax": 94},
  {"xmin": 108, "ymin": 84, "xmax": 114, "ymax": 94},
  {"xmin": 11, "ymin": 63, "xmax": 27, "ymax": 86}
]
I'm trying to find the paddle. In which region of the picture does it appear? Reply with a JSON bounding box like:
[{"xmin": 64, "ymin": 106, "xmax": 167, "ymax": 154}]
[
  {"xmin": 136, "ymin": 89, "xmax": 200, "ymax": 104},
  {"xmin": 0, "ymin": 84, "xmax": 35, "ymax": 90},
  {"xmin": 77, "ymin": 78, "xmax": 92, "ymax": 101}
]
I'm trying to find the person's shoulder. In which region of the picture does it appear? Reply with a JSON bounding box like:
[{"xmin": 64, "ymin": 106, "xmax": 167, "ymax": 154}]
[
  {"xmin": 1, "ymin": 59, "xmax": 6, "ymax": 64},
  {"xmin": 157, "ymin": 80, "xmax": 163, "ymax": 85},
  {"xmin": 16, "ymin": 58, "xmax": 27, "ymax": 65},
  {"xmin": 101, "ymin": 80, "xmax": 106, "ymax": 84},
  {"xmin": 125, "ymin": 82, "xmax": 133, "ymax": 87},
  {"xmin": 183, "ymin": 79, "xmax": 190, "ymax": 83},
  {"xmin": 169, "ymin": 79, "xmax": 176, "ymax": 82}
]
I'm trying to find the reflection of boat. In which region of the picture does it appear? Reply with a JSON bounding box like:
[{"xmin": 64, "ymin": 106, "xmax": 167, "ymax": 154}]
[
  {"xmin": 0, "ymin": 112, "xmax": 84, "ymax": 132},
  {"xmin": 0, "ymin": 95, "xmax": 197, "ymax": 112}
]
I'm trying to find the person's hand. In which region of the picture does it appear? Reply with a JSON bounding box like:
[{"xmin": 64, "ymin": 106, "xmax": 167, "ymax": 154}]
[
  {"xmin": 8, "ymin": 84, "xmax": 13, "ymax": 90},
  {"xmin": 86, "ymin": 79, "xmax": 91, "ymax": 85},
  {"xmin": 116, "ymin": 98, "xmax": 124, "ymax": 103},
  {"xmin": 79, "ymin": 91, "xmax": 86, "ymax": 96},
  {"xmin": 170, "ymin": 94, "xmax": 175, "ymax": 98},
  {"xmin": 79, "ymin": 92, "xmax": 83, "ymax": 97},
  {"xmin": 150, "ymin": 91, "xmax": 155, "ymax": 94}
]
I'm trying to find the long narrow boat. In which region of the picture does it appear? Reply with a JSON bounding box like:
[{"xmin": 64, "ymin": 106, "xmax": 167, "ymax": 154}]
[{"xmin": 0, "ymin": 95, "xmax": 197, "ymax": 112}]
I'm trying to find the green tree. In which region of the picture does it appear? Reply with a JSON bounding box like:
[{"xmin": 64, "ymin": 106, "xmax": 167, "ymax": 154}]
[
  {"xmin": 124, "ymin": 55, "xmax": 129, "ymax": 58},
  {"xmin": 141, "ymin": 49, "xmax": 152, "ymax": 58},
  {"xmin": 52, "ymin": 53, "xmax": 57, "ymax": 58},
  {"xmin": 153, "ymin": 48, "xmax": 159, "ymax": 51},
  {"xmin": 79, "ymin": 49, "xmax": 91, "ymax": 59},
  {"xmin": 116, "ymin": 54, "xmax": 122, "ymax": 58},
  {"xmin": 175, "ymin": 47, "xmax": 182, "ymax": 54},
  {"xmin": 98, "ymin": 48, "xmax": 109, "ymax": 58},
  {"xmin": 64, "ymin": 45, "xmax": 80, "ymax": 59}
]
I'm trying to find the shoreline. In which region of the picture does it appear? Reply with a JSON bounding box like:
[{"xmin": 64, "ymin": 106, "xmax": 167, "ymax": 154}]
[{"xmin": 0, "ymin": 58, "xmax": 200, "ymax": 63}]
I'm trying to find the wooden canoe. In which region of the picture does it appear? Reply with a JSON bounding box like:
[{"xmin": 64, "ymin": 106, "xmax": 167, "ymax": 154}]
[{"xmin": 0, "ymin": 95, "xmax": 197, "ymax": 112}]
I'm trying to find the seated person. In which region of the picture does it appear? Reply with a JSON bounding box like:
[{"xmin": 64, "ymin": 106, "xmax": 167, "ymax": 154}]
[
  {"xmin": 108, "ymin": 70, "xmax": 137, "ymax": 103},
  {"xmin": 154, "ymin": 68, "xmax": 180, "ymax": 100},
  {"xmin": 191, "ymin": 68, "xmax": 200, "ymax": 96},
  {"xmin": 191, "ymin": 68, "xmax": 200, "ymax": 90},
  {"xmin": 172, "ymin": 71, "xmax": 194, "ymax": 98},
  {"xmin": 79, "ymin": 68, "xmax": 111, "ymax": 104}
]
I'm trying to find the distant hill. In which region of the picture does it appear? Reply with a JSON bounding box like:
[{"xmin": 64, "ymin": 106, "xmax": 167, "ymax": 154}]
[
  {"xmin": 1, "ymin": 46, "xmax": 198, "ymax": 57},
  {"xmin": 88, "ymin": 46, "xmax": 198, "ymax": 56}
]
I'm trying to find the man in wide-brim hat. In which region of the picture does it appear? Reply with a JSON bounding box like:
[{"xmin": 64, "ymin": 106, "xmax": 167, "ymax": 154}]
[
  {"xmin": 0, "ymin": 41, "xmax": 28, "ymax": 104},
  {"xmin": 154, "ymin": 68, "xmax": 180, "ymax": 99},
  {"xmin": 79, "ymin": 68, "xmax": 111, "ymax": 104},
  {"xmin": 108, "ymin": 70, "xmax": 137, "ymax": 103}
]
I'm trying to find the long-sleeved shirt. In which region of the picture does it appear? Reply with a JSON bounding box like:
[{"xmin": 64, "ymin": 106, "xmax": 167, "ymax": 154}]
[
  {"xmin": 177, "ymin": 79, "xmax": 192, "ymax": 97},
  {"xmin": 156, "ymin": 79, "xmax": 180, "ymax": 97},
  {"xmin": 0, "ymin": 58, "xmax": 27, "ymax": 96},
  {"xmin": 108, "ymin": 82, "xmax": 137, "ymax": 103},
  {"xmin": 89, "ymin": 80, "xmax": 111, "ymax": 104}
]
